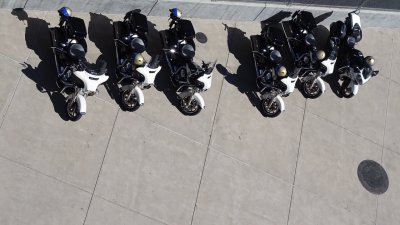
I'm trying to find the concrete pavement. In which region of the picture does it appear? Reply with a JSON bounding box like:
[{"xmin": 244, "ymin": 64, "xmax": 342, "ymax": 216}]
[{"xmin": 0, "ymin": 8, "xmax": 399, "ymax": 225}]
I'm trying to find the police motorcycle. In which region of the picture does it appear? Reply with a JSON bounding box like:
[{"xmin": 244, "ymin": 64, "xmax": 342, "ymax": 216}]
[
  {"xmin": 113, "ymin": 9, "xmax": 161, "ymax": 111},
  {"xmin": 159, "ymin": 8, "xmax": 216, "ymax": 116},
  {"xmin": 337, "ymin": 50, "xmax": 378, "ymax": 98},
  {"xmin": 329, "ymin": 10, "xmax": 379, "ymax": 97},
  {"xmin": 250, "ymin": 24, "xmax": 295, "ymax": 117},
  {"xmin": 284, "ymin": 10, "xmax": 327, "ymax": 99},
  {"xmin": 49, "ymin": 7, "xmax": 109, "ymax": 121}
]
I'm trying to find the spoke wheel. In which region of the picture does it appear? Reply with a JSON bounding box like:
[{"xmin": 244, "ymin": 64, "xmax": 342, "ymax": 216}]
[
  {"xmin": 120, "ymin": 89, "xmax": 140, "ymax": 111},
  {"xmin": 341, "ymin": 79, "xmax": 354, "ymax": 98},
  {"xmin": 302, "ymin": 79, "xmax": 322, "ymax": 99},
  {"xmin": 66, "ymin": 99, "xmax": 82, "ymax": 121},
  {"xmin": 261, "ymin": 98, "xmax": 281, "ymax": 118},
  {"xmin": 180, "ymin": 98, "xmax": 202, "ymax": 116}
]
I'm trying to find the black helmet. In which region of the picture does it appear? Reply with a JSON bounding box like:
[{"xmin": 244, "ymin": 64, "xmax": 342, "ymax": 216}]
[
  {"xmin": 130, "ymin": 37, "xmax": 145, "ymax": 53},
  {"xmin": 181, "ymin": 44, "xmax": 195, "ymax": 58}
]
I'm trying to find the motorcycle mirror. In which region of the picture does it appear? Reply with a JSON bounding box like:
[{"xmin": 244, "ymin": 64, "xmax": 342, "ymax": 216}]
[
  {"xmin": 372, "ymin": 70, "xmax": 379, "ymax": 77},
  {"xmin": 195, "ymin": 32, "xmax": 208, "ymax": 44}
]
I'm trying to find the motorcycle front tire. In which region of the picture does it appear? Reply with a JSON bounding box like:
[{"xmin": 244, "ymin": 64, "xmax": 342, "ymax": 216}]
[
  {"xmin": 120, "ymin": 89, "xmax": 140, "ymax": 112},
  {"xmin": 261, "ymin": 98, "xmax": 281, "ymax": 118},
  {"xmin": 341, "ymin": 79, "xmax": 354, "ymax": 98},
  {"xmin": 180, "ymin": 98, "xmax": 202, "ymax": 116},
  {"xmin": 66, "ymin": 99, "xmax": 82, "ymax": 121},
  {"xmin": 301, "ymin": 79, "xmax": 323, "ymax": 99}
]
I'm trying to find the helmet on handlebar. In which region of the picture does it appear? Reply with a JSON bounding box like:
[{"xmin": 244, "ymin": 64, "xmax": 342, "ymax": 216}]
[
  {"xmin": 276, "ymin": 66, "xmax": 287, "ymax": 78},
  {"xmin": 316, "ymin": 50, "xmax": 326, "ymax": 60},
  {"xmin": 131, "ymin": 53, "xmax": 144, "ymax": 66},
  {"xmin": 365, "ymin": 56, "xmax": 375, "ymax": 66},
  {"xmin": 170, "ymin": 8, "xmax": 182, "ymax": 19},
  {"xmin": 130, "ymin": 37, "xmax": 145, "ymax": 53},
  {"xmin": 58, "ymin": 7, "xmax": 72, "ymax": 17}
]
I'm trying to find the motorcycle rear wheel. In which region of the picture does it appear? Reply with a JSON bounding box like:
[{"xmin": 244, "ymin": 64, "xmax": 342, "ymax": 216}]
[
  {"xmin": 120, "ymin": 89, "xmax": 140, "ymax": 112},
  {"xmin": 261, "ymin": 98, "xmax": 281, "ymax": 118},
  {"xmin": 180, "ymin": 98, "xmax": 202, "ymax": 116},
  {"xmin": 301, "ymin": 79, "xmax": 322, "ymax": 99},
  {"xmin": 66, "ymin": 99, "xmax": 82, "ymax": 121}
]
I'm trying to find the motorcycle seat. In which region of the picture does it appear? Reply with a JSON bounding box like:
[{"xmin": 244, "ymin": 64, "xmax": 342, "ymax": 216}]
[{"xmin": 82, "ymin": 60, "xmax": 107, "ymax": 75}]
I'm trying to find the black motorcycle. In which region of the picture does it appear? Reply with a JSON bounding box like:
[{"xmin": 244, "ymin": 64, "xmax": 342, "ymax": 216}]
[
  {"xmin": 113, "ymin": 9, "xmax": 161, "ymax": 111},
  {"xmin": 49, "ymin": 8, "xmax": 109, "ymax": 121},
  {"xmin": 251, "ymin": 23, "xmax": 291, "ymax": 117},
  {"xmin": 284, "ymin": 10, "xmax": 328, "ymax": 99},
  {"xmin": 159, "ymin": 9, "xmax": 215, "ymax": 116}
]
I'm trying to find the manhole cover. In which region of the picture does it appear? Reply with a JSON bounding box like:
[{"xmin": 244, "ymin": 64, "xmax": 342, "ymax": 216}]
[
  {"xmin": 357, "ymin": 160, "xmax": 389, "ymax": 195},
  {"xmin": 195, "ymin": 32, "xmax": 208, "ymax": 44}
]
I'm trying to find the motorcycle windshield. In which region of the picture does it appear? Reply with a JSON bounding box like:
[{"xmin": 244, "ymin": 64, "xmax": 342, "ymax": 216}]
[{"xmin": 362, "ymin": 65, "xmax": 372, "ymax": 79}]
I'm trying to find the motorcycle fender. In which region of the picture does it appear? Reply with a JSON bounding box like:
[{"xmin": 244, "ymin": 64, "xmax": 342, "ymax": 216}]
[
  {"xmin": 193, "ymin": 93, "xmax": 205, "ymax": 109},
  {"xmin": 316, "ymin": 77, "xmax": 326, "ymax": 93},
  {"xmin": 275, "ymin": 95, "xmax": 285, "ymax": 112},
  {"xmin": 76, "ymin": 94, "xmax": 87, "ymax": 115},
  {"xmin": 321, "ymin": 58, "xmax": 336, "ymax": 76},
  {"xmin": 136, "ymin": 65, "xmax": 162, "ymax": 86},
  {"xmin": 134, "ymin": 86, "xmax": 145, "ymax": 105},
  {"xmin": 350, "ymin": 80, "xmax": 359, "ymax": 96}
]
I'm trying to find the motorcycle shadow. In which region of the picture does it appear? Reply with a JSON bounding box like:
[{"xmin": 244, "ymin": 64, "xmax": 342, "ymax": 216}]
[
  {"xmin": 12, "ymin": 8, "xmax": 68, "ymax": 121},
  {"xmin": 88, "ymin": 12, "xmax": 120, "ymax": 102},
  {"xmin": 220, "ymin": 24, "xmax": 264, "ymax": 116}
]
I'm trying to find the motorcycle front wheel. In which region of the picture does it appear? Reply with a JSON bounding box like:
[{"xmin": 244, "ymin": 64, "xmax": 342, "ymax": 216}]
[
  {"xmin": 301, "ymin": 79, "xmax": 322, "ymax": 99},
  {"xmin": 180, "ymin": 98, "xmax": 202, "ymax": 116},
  {"xmin": 120, "ymin": 89, "xmax": 140, "ymax": 112},
  {"xmin": 261, "ymin": 98, "xmax": 281, "ymax": 118},
  {"xmin": 341, "ymin": 79, "xmax": 354, "ymax": 98},
  {"xmin": 66, "ymin": 99, "xmax": 82, "ymax": 121}
]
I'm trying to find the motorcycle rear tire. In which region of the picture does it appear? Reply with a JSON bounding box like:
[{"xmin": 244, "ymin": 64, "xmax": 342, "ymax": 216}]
[{"xmin": 261, "ymin": 98, "xmax": 281, "ymax": 118}]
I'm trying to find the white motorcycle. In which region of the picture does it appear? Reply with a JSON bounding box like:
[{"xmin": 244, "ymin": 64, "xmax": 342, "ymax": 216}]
[
  {"xmin": 159, "ymin": 9, "xmax": 215, "ymax": 115},
  {"xmin": 113, "ymin": 10, "xmax": 162, "ymax": 111},
  {"xmin": 50, "ymin": 9, "xmax": 108, "ymax": 121}
]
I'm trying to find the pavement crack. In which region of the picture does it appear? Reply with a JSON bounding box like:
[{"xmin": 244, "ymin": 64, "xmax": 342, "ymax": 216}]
[
  {"xmin": 82, "ymin": 109, "xmax": 120, "ymax": 225},
  {"xmin": 189, "ymin": 27, "xmax": 232, "ymax": 225},
  {"xmin": 286, "ymin": 99, "xmax": 307, "ymax": 225}
]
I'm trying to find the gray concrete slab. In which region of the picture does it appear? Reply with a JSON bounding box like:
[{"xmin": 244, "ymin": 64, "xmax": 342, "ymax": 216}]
[
  {"xmin": 288, "ymin": 186, "xmax": 375, "ymax": 225},
  {"xmin": 376, "ymin": 149, "xmax": 400, "ymax": 225},
  {"xmin": 383, "ymin": 81, "xmax": 400, "ymax": 153},
  {"xmin": 192, "ymin": 149, "xmax": 292, "ymax": 225},
  {"xmin": 389, "ymin": 29, "xmax": 400, "ymax": 84},
  {"xmin": 85, "ymin": 196, "xmax": 165, "ymax": 225},
  {"xmin": 0, "ymin": 56, "xmax": 118, "ymax": 192},
  {"xmin": 24, "ymin": 0, "xmax": 157, "ymax": 15},
  {"xmin": 307, "ymin": 74, "xmax": 389, "ymax": 146},
  {"xmin": 295, "ymin": 112, "xmax": 381, "ymax": 223},
  {"xmin": 0, "ymin": 54, "xmax": 23, "ymax": 120},
  {"xmin": 357, "ymin": 27, "xmax": 395, "ymax": 79},
  {"xmin": 0, "ymin": 9, "xmax": 44, "ymax": 63},
  {"xmin": 0, "ymin": 0, "xmax": 25, "ymax": 9},
  {"xmin": 150, "ymin": 1, "xmax": 265, "ymax": 21},
  {"xmin": 0, "ymin": 157, "xmax": 91, "ymax": 225},
  {"xmin": 94, "ymin": 111, "xmax": 208, "ymax": 225}
]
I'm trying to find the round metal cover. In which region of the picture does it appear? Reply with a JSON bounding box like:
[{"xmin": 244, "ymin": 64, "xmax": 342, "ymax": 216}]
[
  {"xmin": 195, "ymin": 32, "xmax": 208, "ymax": 44},
  {"xmin": 357, "ymin": 160, "xmax": 389, "ymax": 195}
]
